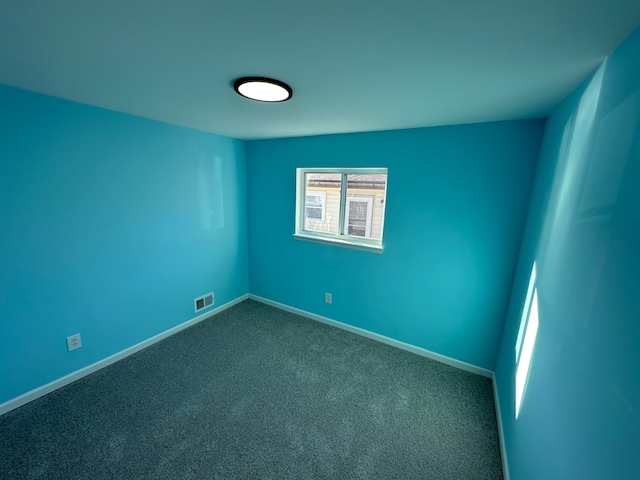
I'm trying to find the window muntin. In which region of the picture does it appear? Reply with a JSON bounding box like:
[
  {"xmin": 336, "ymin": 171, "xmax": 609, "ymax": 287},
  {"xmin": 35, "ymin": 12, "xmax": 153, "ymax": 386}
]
[{"xmin": 295, "ymin": 168, "xmax": 388, "ymax": 252}]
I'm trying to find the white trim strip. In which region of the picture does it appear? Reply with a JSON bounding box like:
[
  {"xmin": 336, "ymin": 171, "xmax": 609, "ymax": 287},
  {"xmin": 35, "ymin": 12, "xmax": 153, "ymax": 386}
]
[
  {"xmin": 292, "ymin": 233, "xmax": 383, "ymax": 254},
  {"xmin": 248, "ymin": 294, "xmax": 492, "ymax": 378},
  {"xmin": 297, "ymin": 167, "xmax": 388, "ymax": 175},
  {"xmin": 492, "ymin": 373, "xmax": 511, "ymax": 480},
  {"xmin": 0, "ymin": 294, "xmax": 249, "ymax": 417}
]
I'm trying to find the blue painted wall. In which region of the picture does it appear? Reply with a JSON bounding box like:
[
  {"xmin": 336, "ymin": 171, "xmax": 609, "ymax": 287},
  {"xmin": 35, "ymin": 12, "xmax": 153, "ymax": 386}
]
[
  {"xmin": 495, "ymin": 26, "xmax": 640, "ymax": 478},
  {"xmin": 247, "ymin": 120, "xmax": 544, "ymax": 370},
  {"xmin": 0, "ymin": 85, "xmax": 248, "ymax": 404}
]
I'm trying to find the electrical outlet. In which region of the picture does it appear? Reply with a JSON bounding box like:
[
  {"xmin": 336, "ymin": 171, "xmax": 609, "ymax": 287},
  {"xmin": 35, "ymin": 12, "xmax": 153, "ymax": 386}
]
[
  {"xmin": 67, "ymin": 334, "xmax": 82, "ymax": 352},
  {"xmin": 325, "ymin": 292, "xmax": 332, "ymax": 304}
]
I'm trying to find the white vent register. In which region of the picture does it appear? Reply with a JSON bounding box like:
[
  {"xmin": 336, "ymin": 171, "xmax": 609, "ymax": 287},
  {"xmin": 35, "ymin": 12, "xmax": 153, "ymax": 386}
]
[{"xmin": 194, "ymin": 292, "xmax": 214, "ymax": 313}]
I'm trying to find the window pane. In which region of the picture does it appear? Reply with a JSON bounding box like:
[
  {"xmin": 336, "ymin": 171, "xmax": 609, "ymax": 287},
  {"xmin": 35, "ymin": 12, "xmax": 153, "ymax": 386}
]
[
  {"xmin": 346, "ymin": 174, "xmax": 387, "ymax": 239},
  {"xmin": 304, "ymin": 173, "xmax": 340, "ymax": 234},
  {"xmin": 305, "ymin": 206, "xmax": 322, "ymax": 220},
  {"xmin": 305, "ymin": 194, "xmax": 323, "ymax": 207}
]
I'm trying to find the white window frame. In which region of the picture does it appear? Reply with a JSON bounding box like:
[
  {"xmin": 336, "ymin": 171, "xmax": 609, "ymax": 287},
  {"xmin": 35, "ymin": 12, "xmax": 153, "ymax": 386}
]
[
  {"xmin": 294, "ymin": 167, "xmax": 388, "ymax": 253},
  {"xmin": 344, "ymin": 196, "xmax": 373, "ymax": 238}
]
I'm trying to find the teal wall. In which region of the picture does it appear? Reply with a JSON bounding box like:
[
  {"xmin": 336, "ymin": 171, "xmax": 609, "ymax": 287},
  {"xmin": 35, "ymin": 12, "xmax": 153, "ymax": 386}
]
[
  {"xmin": 0, "ymin": 85, "xmax": 248, "ymax": 404},
  {"xmin": 6, "ymin": 26, "xmax": 638, "ymax": 477},
  {"xmin": 495, "ymin": 26, "xmax": 640, "ymax": 478},
  {"xmin": 247, "ymin": 121, "xmax": 544, "ymax": 370}
]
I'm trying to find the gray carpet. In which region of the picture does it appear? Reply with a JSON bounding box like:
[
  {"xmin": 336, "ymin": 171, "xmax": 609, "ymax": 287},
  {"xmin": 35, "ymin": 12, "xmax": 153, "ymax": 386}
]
[{"xmin": 0, "ymin": 300, "xmax": 504, "ymax": 479}]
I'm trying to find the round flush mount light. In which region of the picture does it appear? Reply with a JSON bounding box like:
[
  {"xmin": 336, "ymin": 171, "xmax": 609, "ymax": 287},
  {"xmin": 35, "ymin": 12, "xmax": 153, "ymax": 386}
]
[{"xmin": 233, "ymin": 77, "xmax": 293, "ymax": 102}]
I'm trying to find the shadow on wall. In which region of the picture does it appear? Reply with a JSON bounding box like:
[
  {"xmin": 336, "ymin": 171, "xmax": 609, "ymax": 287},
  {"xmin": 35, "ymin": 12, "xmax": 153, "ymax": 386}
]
[{"xmin": 198, "ymin": 154, "xmax": 225, "ymax": 230}]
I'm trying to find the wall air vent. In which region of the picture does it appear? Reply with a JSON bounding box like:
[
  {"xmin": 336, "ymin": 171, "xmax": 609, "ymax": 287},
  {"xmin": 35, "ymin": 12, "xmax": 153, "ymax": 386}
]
[{"xmin": 194, "ymin": 292, "xmax": 214, "ymax": 313}]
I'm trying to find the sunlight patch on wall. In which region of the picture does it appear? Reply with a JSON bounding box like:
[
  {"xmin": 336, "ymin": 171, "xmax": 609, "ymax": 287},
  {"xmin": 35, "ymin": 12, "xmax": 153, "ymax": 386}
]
[
  {"xmin": 544, "ymin": 61, "xmax": 606, "ymax": 267},
  {"xmin": 515, "ymin": 264, "xmax": 540, "ymax": 419},
  {"xmin": 512, "ymin": 62, "xmax": 609, "ymax": 420},
  {"xmin": 515, "ymin": 263, "xmax": 537, "ymax": 362}
]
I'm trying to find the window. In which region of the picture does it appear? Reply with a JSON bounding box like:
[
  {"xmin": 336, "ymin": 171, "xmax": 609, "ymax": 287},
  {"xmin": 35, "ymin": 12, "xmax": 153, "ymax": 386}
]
[
  {"xmin": 345, "ymin": 196, "xmax": 373, "ymax": 237},
  {"xmin": 305, "ymin": 191, "xmax": 326, "ymax": 223},
  {"xmin": 294, "ymin": 168, "xmax": 388, "ymax": 253}
]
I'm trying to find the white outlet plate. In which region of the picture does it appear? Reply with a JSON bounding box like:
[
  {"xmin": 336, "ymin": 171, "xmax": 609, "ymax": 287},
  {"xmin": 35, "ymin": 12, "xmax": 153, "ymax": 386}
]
[
  {"xmin": 325, "ymin": 293, "xmax": 332, "ymax": 304},
  {"xmin": 67, "ymin": 334, "xmax": 82, "ymax": 352}
]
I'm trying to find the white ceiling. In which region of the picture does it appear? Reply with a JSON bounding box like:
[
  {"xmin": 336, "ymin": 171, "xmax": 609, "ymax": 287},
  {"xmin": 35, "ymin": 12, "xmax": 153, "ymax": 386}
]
[{"xmin": 1, "ymin": 0, "xmax": 639, "ymax": 140}]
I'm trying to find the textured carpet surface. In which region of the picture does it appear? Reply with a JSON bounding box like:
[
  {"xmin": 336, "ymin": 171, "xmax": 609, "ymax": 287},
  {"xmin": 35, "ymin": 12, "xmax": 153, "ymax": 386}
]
[{"xmin": 0, "ymin": 300, "xmax": 503, "ymax": 479}]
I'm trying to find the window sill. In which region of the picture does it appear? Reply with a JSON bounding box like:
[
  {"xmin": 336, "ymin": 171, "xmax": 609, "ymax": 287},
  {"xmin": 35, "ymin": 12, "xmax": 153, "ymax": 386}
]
[{"xmin": 292, "ymin": 233, "xmax": 383, "ymax": 254}]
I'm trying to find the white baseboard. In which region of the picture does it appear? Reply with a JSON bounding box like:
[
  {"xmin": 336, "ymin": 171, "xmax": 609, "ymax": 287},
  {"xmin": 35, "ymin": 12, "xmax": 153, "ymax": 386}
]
[
  {"xmin": 0, "ymin": 294, "xmax": 249, "ymax": 417},
  {"xmin": 492, "ymin": 372, "xmax": 511, "ymax": 480},
  {"xmin": 248, "ymin": 294, "xmax": 493, "ymax": 378}
]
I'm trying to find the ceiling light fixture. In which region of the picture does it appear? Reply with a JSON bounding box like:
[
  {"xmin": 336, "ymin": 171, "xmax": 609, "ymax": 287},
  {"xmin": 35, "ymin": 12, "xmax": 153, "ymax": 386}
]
[{"xmin": 233, "ymin": 77, "xmax": 293, "ymax": 102}]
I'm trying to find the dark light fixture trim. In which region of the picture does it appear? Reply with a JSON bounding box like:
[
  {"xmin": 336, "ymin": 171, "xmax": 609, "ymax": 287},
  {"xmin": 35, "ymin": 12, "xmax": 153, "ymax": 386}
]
[{"xmin": 233, "ymin": 77, "xmax": 293, "ymax": 102}]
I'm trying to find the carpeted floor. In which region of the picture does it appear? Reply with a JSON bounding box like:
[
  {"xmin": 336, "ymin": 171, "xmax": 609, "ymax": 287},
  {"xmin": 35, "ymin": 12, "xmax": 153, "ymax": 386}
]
[{"xmin": 0, "ymin": 300, "xmax": 504, "ymax": 479}]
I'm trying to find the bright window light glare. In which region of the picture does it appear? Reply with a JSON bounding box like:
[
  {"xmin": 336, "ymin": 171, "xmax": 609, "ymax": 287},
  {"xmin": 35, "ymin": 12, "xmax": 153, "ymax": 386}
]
[
  {"xmin": 236, "ymin": 80, "xmax": 291, "ymax": 102},
  {"xmin": 515, "ymin": 288, "xmax": 540, "ymax": 419},
  {"xmin": 515, "ymin": 263, "xmax": 537, "ymax": 362}
]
